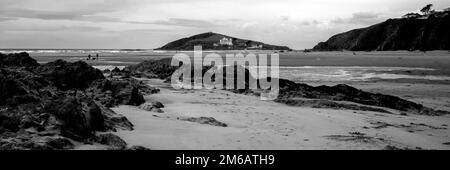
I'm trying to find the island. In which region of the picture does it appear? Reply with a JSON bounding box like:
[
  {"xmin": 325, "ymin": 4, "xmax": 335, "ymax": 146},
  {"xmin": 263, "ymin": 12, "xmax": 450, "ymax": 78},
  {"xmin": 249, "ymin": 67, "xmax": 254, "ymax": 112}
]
[{"xmin": 155, "ymin": 32, "xmax": 292, "ymax": 51}]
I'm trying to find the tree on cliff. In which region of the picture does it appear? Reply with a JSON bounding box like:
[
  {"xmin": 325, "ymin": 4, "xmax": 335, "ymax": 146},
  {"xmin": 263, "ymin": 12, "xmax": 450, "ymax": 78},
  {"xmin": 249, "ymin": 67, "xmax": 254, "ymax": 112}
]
[{"xmin": 420, "ymin": 4, "xmax": 433, "ymax": 15}]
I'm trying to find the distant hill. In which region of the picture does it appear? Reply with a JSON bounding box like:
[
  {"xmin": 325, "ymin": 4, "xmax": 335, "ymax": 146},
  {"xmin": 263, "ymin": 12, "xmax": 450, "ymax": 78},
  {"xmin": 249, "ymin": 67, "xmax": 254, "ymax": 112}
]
[
  {"xmin": 313, "ymin": 11, "xmax": 450, "ymax": 51},
  {"xmin": 156, "ymin": 32, "xmax": 291, "ymax": 51}
]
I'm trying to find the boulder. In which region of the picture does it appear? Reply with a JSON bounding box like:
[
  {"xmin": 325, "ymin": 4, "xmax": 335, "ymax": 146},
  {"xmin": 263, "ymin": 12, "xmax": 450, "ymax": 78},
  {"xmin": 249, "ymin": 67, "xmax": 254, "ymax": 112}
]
[
  {"xmin": 99, "ymin": 104, "xmax": 134, "ymax": 131},
  {"xmin": 181, "ymin": 117, "xmax": 227, "ymax": 127},
  {"xmin": 88, "ymin": 79, "xmax": 146, "ymax": 107},
  {"xmin": 95, "ymin": 133, "xmax": 127, "ymax": 150},
  {"xmin": 150, "ymin": 101, "xmax": 164, "ymax": 108},
  {"xmin": 275, "ymin": 78, "xmax": 449, "ymax": 115},
  {"xmin": 127, "ymin": 145, "xmax": 151, "ymax": 150},
  {"xmin": 128, "ymin": 87, "xmax": 145, "ymax": 106},
  {"xmin": 139, "ymin": 102, "xmax": 164, "ymax": 113},
  {"xmin": 125, "ymin": 58, "xmax": 178, "ymax": 79},
  {"xmin": 44, "ymin": 95, "xmax": 105, "ymax": 140},
  {"xmin": 42, "ymin": 136, "xmax": 74, "ymax": 149}
]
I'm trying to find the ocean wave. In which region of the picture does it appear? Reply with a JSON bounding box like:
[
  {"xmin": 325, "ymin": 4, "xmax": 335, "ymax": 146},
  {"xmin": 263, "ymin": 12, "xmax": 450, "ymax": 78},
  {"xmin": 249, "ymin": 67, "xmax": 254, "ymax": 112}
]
[
  {"xmin": 246, "ymin": 66, "xmax": 448, "ymax": 82},
  {"xmin": 0, "ymin": 49, "xmax": 152, "ymax": 54},
  {"xmin": 93, "ymin": 65, "xmax": 126, "ymax": 71}
]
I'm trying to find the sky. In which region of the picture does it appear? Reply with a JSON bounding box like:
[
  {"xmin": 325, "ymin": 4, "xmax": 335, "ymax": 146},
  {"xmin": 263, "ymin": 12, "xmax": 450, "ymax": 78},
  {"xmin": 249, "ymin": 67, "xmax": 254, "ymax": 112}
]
[{"xmin": 0, "ymin": 0, "xmax": 449, "ymax": 49}]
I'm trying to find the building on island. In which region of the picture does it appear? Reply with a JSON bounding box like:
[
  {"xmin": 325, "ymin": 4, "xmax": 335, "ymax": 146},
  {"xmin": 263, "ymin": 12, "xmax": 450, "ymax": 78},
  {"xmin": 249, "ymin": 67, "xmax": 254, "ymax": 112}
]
[
  {"xmin": 219, "ymin": 37, "xmax": 233, "ymax": 46},
  {"xmin": 246, "ymin": 41, "xmax": 263, "ymax": 49}
]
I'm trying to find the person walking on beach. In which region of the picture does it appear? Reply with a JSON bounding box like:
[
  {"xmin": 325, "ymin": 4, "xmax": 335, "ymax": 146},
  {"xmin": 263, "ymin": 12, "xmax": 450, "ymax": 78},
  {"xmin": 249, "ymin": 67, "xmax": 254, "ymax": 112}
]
[
  {"xmin": 96, "ymin": 53, "xmax": 99, "ymax": 60},
  {"xmin": 87, "ymin": 54, "xmax": 92, "ymax": 60}
]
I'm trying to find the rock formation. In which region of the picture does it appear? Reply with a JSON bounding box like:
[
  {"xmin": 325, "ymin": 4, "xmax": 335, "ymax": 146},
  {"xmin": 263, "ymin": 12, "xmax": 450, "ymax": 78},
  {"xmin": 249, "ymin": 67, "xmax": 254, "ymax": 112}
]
[{"xmin": 0, "ymin": 52, "xmax": 154, "ymax": 150}]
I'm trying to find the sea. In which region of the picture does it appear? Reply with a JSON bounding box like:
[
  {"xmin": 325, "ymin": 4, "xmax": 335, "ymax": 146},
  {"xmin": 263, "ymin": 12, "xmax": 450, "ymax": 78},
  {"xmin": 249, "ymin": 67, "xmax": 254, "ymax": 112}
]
[{"xmin": 2, "ymin": 49, "xmax": 450, "ymax": 84}]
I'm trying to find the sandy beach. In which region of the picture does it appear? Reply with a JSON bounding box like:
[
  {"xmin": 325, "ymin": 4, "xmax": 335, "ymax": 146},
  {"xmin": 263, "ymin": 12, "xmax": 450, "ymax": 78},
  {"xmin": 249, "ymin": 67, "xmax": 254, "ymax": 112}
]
[{"xmin": 112, "ymin": 78, "xmax": 450, "ymax": 150}]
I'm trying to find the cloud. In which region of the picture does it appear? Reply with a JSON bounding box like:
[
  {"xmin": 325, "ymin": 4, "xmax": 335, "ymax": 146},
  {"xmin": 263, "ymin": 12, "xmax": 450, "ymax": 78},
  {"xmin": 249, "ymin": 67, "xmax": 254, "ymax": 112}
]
[
  {"xmin": 1, "ymin": 25, "xmax": 103, "ymax": 32},
  {"xmin": 0, "ymin": 6, "xmax": 219, "ymax": 29},
  {"xmin": 0, "ymin": 16, "xmax": 16, "ymax": 22},
  {"xmin": 0, "ymin": 8, "xmax": 122, "ymax": 23},
  {"xmin": 150, "ymin": 18, "xmax": 220, "ymax": 28},
  {"xmin": 331, "ymin": 12, "xmax": 383, "ymax": 25}
]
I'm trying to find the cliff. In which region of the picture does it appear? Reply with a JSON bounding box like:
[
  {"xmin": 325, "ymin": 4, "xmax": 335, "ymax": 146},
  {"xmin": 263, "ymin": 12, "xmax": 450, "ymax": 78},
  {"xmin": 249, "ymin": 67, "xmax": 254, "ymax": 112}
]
[{"xmin": 313, "ymin": 13, "xmax": 450, "ymax": 51}]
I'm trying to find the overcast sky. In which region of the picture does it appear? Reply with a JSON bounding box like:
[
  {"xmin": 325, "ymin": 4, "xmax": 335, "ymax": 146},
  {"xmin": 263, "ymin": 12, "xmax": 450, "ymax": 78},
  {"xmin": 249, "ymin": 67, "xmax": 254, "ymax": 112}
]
[{"xmin": 0, "ymin": 0, "xmax": 449, "ymax": 49}]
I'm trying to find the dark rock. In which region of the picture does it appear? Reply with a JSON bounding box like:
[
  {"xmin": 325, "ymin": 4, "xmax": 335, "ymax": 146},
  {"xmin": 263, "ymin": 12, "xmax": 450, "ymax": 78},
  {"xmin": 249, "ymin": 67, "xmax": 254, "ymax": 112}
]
[
  {"xmin": 95, "ymin": 133, "xmax": 127, "ymax": 150},
  {"xmin": 181, "ymin": 117, "xmax": 227, "ymax": 127},
  {"xmin": 276, "ymin": 99, "xmax": 392, "ymax": 113},
  {"xmin": 0, "ymin": 135, "xmax": 74, "ymax": 150},
  {"xmin": 0, "ymin": 57, "xmax": 147, "ymax": 149},
  {"xmin": 0, "ymin": 113, "xmax": 21, "ymax": 132},
  {"xmin": 19, "ymin": 115, "xmax": 41, "ymax": 129},
  {"xmin": 88, "ymin": 78, "xmax": 146, "ymax": 107},
  {"xmin": 110, "ymin": 67, "xmax": 131, "ymax": 78},
  {"xmin": 99, "ymin": 104, "xmax": 134, "ymax": 131},
  {"xmin": 128, "ymin": 87, "xmax": 145, "ymax": 106},
  {"xmin": 35, "ymin": 60, "xmax": 104, "ymax": 90},
  {"xmin": 44, "ymin": 95, "xmax": 105, "ymax": 140},
  {"xmin": 112, "ymin": 67, "xmax": 121, "ymax": 73},
  {"xmin": 151, "ymin": 101, "xmax": 164, "ymax": 108},
  {"xmin": 127, "ymin": 145, "xmax": 151, "ymax": 150},
  {"xmin": 275, "ymin": 78, "xmax": 448, "ymax": 115},
  {"xmin": 139, "ymin": 102, "xmax": 165, "ymax": 113},
  {"xmin": 43, "ymin": 136, "xmax": 74, "ymax": 149},
  {"xmin": 0, "ymin": 68, "xmax": 50, "ymax": 106},
  {"xmin": 126, "ymin": 58, "xmax": 178, "ymax": 79},
  {"xmin": 0, "ymin": 52, "xmax": 39, "ymax": 68}
]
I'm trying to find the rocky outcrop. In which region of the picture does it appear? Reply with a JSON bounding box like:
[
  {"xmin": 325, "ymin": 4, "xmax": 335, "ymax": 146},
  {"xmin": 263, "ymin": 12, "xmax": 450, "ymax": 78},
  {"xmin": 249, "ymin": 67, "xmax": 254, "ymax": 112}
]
[
  {"xmin": 35, "ymin": 60, "xmax": 105, "ymax": 90},
  {"xmin": 313, "ymin": 14, "xmax": 450, "ymax": 51},
  {"xmin": 0, "ymin": 68, "xmax": 52, "ymax": 106},
  {"xmin": 1, "ymin": 53, "xmax": 156, "ymax": 150},
  {"xmin": 181, "ymin": 117, "xmax": 228, "ymax": 127},
  {"xmin": 139, "ymin": 101, "xmax": 164, "ymax": 113},
  {"xmin": 126, "ymin": 58, "xmax": 178, "ymax": 79},
  {"xmin": 0, "ymin": 135, "xmax": 74, "ymax": 150},
  {"xmin": 44, "ymin": 94, "xmax": 105, "ymax": 140},
  {"xmin": 87, "ymin": 78, "xmax": 151, "ymax": 107},
  {"xmin": 0, "ymin": 52, "xmax": 39, "ymax": 68},
  {"xmin": 94, "ymin": 133, "xmax": 127, "ymax": 150},
  {"xmin": 274, "ymin": 78, "xmax": 449, "ymax": 115},
  {"xmin": 98, "ymin": 104, "xmax": 134, "ymax": 131},
  {"xmin": 276, "ymin": 99, "xmax": 392, "ymax": 113}
]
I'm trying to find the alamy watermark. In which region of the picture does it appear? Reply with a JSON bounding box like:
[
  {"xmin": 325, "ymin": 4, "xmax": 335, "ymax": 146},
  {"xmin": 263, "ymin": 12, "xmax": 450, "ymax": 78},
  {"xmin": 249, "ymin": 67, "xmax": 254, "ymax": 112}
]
[{"xmin": 169, "ymin": 46, "xmax": 279, "ymax": 100}]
